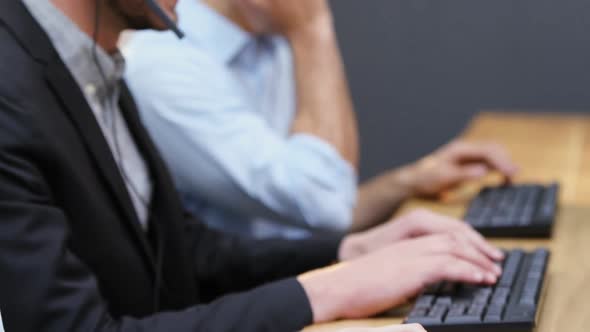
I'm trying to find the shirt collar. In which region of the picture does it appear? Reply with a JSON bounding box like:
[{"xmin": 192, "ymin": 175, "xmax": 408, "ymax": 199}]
[
  {"xmin": 177, "ymin": 0, "xmax": 252, "ymax": 64},
  {"xmin": 22, "ymin": 0, "xmax": 125, "ymax": 101}
]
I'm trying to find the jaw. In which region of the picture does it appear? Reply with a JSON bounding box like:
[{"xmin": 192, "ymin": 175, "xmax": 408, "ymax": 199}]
[
  {"xmin": 209, "ymin": 0, "xmax": 273, "ymax": 34},
  {"xmin": 109, "ymin": 0, "xmax": 179, "ymax": 32}
]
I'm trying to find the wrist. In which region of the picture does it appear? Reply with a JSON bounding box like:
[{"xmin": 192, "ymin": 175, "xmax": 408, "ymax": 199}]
[
  {"xmin": 286, "ymin": 13, "xmax": 336, "ymax": 48},
  {"xmin": 386, "ymin": 166, "xmax": 420, "ymax": 199},
  {"xmin": 297, "ymin": 264, "xmax": 353, "ymax": 323}
]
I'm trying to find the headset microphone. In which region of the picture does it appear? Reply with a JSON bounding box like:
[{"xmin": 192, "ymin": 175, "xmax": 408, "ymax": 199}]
[{"xmin": 144, "ymin": 0, "xmax": 185, "ymax": 39}]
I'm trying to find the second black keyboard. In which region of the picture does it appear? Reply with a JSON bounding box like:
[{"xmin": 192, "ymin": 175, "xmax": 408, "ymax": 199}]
[
  {"xmin": 405, "ymin": 248, "xmax": 550, "ymax": 332},
  {"xmin": 464, "ymin": 183, "xmax": 559, "ymax": 237}
]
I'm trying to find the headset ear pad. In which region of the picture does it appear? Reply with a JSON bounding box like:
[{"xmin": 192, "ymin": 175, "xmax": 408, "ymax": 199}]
[{"xmin": 143, "ymin": 0, "xmax": 184, "ymax": 38}]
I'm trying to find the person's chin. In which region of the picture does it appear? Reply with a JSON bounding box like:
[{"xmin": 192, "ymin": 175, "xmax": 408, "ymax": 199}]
[
  {"xmin": 145, "ymin": 3, "xmax": 179, "ymax": 31},
  {"xmin": 163, "ymin": 0, "xmax": 179, "ymax": 22}
]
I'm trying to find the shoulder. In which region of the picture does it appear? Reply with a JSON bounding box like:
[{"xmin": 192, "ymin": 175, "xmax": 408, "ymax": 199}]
[
  {"xmin": 0, "ymin": 27, "xmax": 45, "ymax": 101},
  {"xmin": 0, "ymin": 26, "xmax": 73, "ymax": 151},
  {"xmin": 124, "ymin": 31, "xmax": 230, "ymax": 85},
  {"xmin": 0, "ymin": 26, "xmax": 51, "ymax": 131},
  {"xmin": 124, "ymin": 32, "xmax": 243, "ymax": 107}
]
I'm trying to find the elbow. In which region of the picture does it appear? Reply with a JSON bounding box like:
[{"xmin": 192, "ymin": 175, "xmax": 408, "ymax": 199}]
[
  {"xmin": 252, "ymin": 169, "xmax": 356, "ymax": 233},
  {"xmin": 295, "ymin": 189, "xmax": 356, "ymax": 233}
]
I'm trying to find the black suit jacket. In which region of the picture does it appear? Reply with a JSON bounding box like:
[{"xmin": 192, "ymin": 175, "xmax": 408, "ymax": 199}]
[{"xmin": 0, "ymin": 2, "xmax": 342, "ymax": 331}]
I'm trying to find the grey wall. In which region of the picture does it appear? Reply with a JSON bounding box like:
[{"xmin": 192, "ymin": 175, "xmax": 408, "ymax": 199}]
[{"xmin": 330, "ymin": 0, "xmax": 590, "ymax": 180}]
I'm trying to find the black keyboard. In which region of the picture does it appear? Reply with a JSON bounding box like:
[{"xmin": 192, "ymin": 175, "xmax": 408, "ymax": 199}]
[
  {"xmin": 464, "ymin": 183, "xmax": 559, "ymax": 237},
  {"xmin": 404, "ymin": 248, "xmax": 550, "ymax": 332}
]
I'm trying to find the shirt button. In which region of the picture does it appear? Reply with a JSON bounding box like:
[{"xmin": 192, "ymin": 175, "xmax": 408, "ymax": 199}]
[{"xmin": 85, "ymin": 84, "xmax": 97, "ymax": 96}]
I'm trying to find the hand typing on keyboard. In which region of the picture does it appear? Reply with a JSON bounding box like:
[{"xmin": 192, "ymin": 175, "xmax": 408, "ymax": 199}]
[
  {"xmin": 299, "ymin": 221, "xmax": 503, "ymax": 322},
  {"xmin": 402, "ymin": 141, "xmax": 519, "ymax": 198}
]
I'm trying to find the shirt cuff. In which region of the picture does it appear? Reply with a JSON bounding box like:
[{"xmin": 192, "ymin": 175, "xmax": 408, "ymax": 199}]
[
  {"xmin": 250, "ymin": 278, "xmax": 315, "ymax": 331},
  {"xmin": 297, "ymin": 232, "xmax": 344, "ymax": 267}
]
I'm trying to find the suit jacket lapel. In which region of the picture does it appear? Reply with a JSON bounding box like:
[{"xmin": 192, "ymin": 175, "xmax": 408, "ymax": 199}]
[
  {"xmin": 44, "ymin": 56, "xmax": 158, "ymax": 270},
  {"xmin": 119, "ymin": 83, "xmax": 188, "ymax": 225},
  {"xmin": 120, "ymin": 84, "xmax": 198, "ymax": 306}
]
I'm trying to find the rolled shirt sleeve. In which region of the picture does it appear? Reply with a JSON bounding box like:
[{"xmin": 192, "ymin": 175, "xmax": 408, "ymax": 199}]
[{"xmin": 124, "ymin": 35, "xmax": 357, "ymax": 233}]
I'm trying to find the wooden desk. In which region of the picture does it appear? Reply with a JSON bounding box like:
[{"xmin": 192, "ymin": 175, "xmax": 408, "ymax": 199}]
[{"xmin": 305, "ymin": 112, "xmax": 590, "ymax": 332}]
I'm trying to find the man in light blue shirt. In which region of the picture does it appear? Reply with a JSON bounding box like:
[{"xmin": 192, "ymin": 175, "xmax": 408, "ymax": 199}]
[{"xmin": 125, "ymin": 0, "xmax": 518, "ymax": 239}]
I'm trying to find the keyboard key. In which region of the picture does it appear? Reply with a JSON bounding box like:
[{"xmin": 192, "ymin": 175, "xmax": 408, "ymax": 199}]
[
  {"xmin": 408, "ymin": 307, "xmax": 428, "ymax": 318},
  {"xmin": 445, "ymin": 303, "xmax": 484, "ymax": 324},
  {"xmin": 414, "ymin": 295, "xmax": 434, "ymax": 309},
  {"xmin": 520, "ymin": 277, "xmax": 542, "ymax": 305},
  {"xmin": 533, "ymin": 249, "xmax": 550, "ymax": 261},
  {"xmin": 491, "ymin": 216, "xmax": 511, "ymax": 226},
  {"xmin": 535, "ymin": 183, "xmax": 558, "ymax": 223},
  {"xmin": 483, "ymin": 304, "xmax": 504, "ymax": 322},
  {"xmin": 491, "ymin": 287, "xmax": 510, "ymax": 305},
  {"xmin": 445, "ymin": 314, "xmax": 482, "ymax": 324},
  {"xmin": 499, "ymin": 250, "xmax": 524, "ymax": 287},
  {"xmin": 473, "ymin": 289, "xmax": 492, "ymax": 304},
  {"xmin": 467, "ymin": 303, "xmax": 485, "ymax": 316},
  {"xmin": 504, "ymin": 305, "xmax": 536, "ymax": 322},
  {"xmin": 447, "ymin": 303, "xmax": 467, "ymax": 316},
  {"xmin": 415, "ymin": 304, "xmax": 446, "ymax": 325},
  {"xmin": 486, "ymin": 303, "xmax": 504, "ymax": 316},
  {"xmin": 435, "ymin": 296, "xmax": 453, "ymax": 306}
]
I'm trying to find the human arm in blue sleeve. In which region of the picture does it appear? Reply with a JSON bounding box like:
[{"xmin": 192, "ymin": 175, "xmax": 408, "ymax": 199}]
[{"xmin": 125, "ymin": 42, "xmax": 357, "ymax": 232}]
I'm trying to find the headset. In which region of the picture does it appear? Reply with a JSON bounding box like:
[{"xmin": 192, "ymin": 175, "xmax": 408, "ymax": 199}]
[{"xmin": 144, "ymin": 0, "xmax": 185, "ymax": 39}]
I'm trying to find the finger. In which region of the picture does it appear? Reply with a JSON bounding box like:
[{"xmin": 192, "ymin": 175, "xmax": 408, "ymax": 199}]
[
  {"xmin": 448, "ymin": 142, "xmax": 519, "ymax": 177},
  {"xmin": 455, "ymin": 222, "xmax": 504, "ymax": 262},
  {"xmin": 402, "ymin": 210, "xmax": 504, "ymax": 263},
  {"xmin": 415, "ymin": 232, "xmax": 499, "ymax": 276},
  {"xmin": 422, "ymin": 211, "xmax": 504, "ymax": 261},
  {"xmin": 438, "ymin": 164, "xmax": 489, "ymax": 190},
  {"xmin": 445, "ymin": 232, "xmax": 502, "ymax": 276},
  {"xmin": 432, "ymin": 255, "xmax": 498, "ymax": 285}
]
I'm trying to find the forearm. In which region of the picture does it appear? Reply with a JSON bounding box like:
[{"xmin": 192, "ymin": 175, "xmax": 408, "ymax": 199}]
[
  {"xmin": 297, "ymin": 264, "xmax": 352, "ymax": 323},
  {"xmin": 351, "ymin": 167, "xmax": 417, "ymax": 232},
  {"xmin": 189, "ymin": 218, "xmax": 343, "ymax": 299},
  {"xmin": 288, "ymin": 15, "xmax": 359, "ymax": 168},
  {"xmin": 297, "ymin": 258, "xmax": 400, "ymax": 323}
]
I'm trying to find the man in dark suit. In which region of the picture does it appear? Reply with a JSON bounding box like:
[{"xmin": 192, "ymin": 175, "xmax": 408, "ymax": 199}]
[{"xmin": 0, "ymin": 0, "xmax": 503, "ymax": 331}]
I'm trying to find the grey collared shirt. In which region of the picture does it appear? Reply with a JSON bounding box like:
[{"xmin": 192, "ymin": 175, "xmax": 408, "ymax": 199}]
[{"xmin": 23, "ymin": 0, "xmax": 153, "ymax": 230}]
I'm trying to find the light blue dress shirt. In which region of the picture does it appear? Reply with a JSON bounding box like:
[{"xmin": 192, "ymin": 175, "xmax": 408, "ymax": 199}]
[{"xmin": 124, "ymin": 0, "xmax": 357, "ymax": 239}]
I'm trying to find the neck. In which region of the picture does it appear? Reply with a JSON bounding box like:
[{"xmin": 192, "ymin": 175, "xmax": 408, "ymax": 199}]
[
  {"xmin": 202, "ymin": 0, "xmax": 252, "ymax": 33},
  {"xmin": 50, "ymin": 0, "xmax": 125, "ymax": 53}
]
